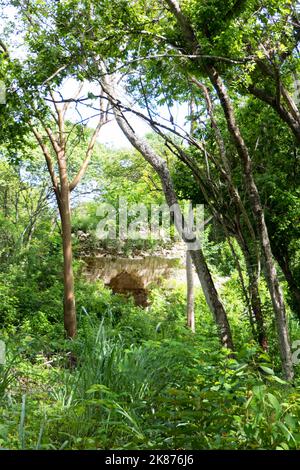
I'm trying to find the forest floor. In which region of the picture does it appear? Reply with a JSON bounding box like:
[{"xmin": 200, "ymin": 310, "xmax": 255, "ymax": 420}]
[{"xmin": 1, "ymin": 282, "xmax": 300, "ymax": 450}]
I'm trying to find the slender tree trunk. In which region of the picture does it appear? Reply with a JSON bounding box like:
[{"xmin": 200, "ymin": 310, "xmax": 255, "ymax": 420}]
[
  {"xmin": 186, "ymin": 250, "xmax": 195, "ymax": 332},
  {"xmin": 226, "ymin": 235, "xmax": 256, "ymax": 340},
  {"xmin": 164, "ymin": 0, "xmax": 293, "ymax": 378},
  {"xmin": 108, "ymin": 98, "xmax": 234, "ymax": 349},
  {"xmin": 31, "ymin": 86, "xmax": 105, "ymax": 340},
  {"xmin": 189, "ymin": 248, "xmax": 233, "ymax": 348},
  {"xmin": 248, "ymin": 267, "xmax": 268, "ymax": 350},
  {"xmin": 275, "ymin": 252, "xmax": 300, "ymax": 320},
  {"xmin": 207, "ymin": 66, "xmax": 293, "ymax": 379},
  {"xmin": 241, "ymin": 245, "xmax": 268, "ymax": 350},
  {"xmin": 3, "ymin": 188, "xmax": 8, "ymax": 217},
  {"xmin": 248, "ymin": 84, "xmax": 300, "ymax": 144},
  {"xmin": 57, "ymin": 178, "xmax": 76, "ymax": 339}
]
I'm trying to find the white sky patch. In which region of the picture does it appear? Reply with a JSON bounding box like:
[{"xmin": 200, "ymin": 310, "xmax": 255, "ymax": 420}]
[
  {"xmin": 57, "ymin": 77, "xmax": 189, "ymax": 149},
  {"xmin": 1, "ymin": 5, "xmax": 190, "ymax": 149}
]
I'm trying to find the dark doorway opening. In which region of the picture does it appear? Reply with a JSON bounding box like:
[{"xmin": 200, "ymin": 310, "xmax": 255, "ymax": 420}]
[{"xmin": 108, "ymin": 272, "xmax": 148, "ymax": 307}]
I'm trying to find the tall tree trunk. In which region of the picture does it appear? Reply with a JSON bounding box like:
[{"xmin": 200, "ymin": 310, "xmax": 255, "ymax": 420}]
[
  {"xmin": 189, "ymin": 248, "xmax": 233, "ymax": 348},
  {"xmin": 107, "ymin": 95, "xmax": 234, "ymax": 350},
  {"xmin": 31, "ymin": 86, "xmax": 105, "ymax": 340},
  {"xmin": 57, "ymin": 180, "xmax": 76, "ymax": 339},
  {"xmin": 240, "ymin": 243, "xmax": 268, "ymax": 350},
  {"xmin": 248, "ymin": 266, "xmax": 268, "ymax": 351},
  {"xmin": 164, "ymin": 0, "xmax": 293, "ymax": 378},
  {"xmin": 248, "ymin": 84, "xmax": 300, "ymax": 144},
  {"xmin": 207, "ymin": 66, "xmax": 293, "ymax": 379},
  {"xmin": 186, "ymin": 250, "xmax": 195, "ymax": 332},
  {"xmin": 275, "ymin": 251, "xmax": 300, "ymax": 320}
]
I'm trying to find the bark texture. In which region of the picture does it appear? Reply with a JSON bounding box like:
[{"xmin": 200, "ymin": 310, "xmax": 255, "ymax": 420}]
[
  {"xmin": 164, "ymin": 0, "xmax": 293, "ymax": 380},
  {"xmin": 101, "ymin": 76, "xmax": 234, "ymax": 349},
  {"xmin": 31, "ymin": 88, "xmax": 106, "ymax": 338},
  {"xmin": 207, "ymin": 67, "xmax": 292, "ymax": 378},
  {"xmin": 186, "ymin": 250, "xmax": 195, "ymax": 333}
]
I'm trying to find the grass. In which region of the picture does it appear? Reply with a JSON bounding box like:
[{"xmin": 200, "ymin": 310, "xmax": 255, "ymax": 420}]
[{"xmin": 1, "ymin": 285, "xmax": 300, "ymax": 450}]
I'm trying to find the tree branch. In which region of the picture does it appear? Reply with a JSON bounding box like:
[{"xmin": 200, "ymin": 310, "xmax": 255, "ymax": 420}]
[{"xmin": 31, "ymin": 126, "xmax": 59, "ymax": 192}]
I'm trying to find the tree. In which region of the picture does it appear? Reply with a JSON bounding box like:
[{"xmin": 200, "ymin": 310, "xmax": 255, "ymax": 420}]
[
  {"xmin": 101, "ymin": 71, "xmax": 234, "ymax": 349},
  {"xmin": 186, "ymin": 249, "xmax": 195, "ymax": 332},
  {"xmin": 160, "ymin": 0, "xmax": 293, "ymax": 380},
  {"xmin": 5, "ymin": 0, "xmax": 297, "ymax": 377},
  {"xmin": 29, "ymin": 89, "xmax": 109, "ymax": 337}
]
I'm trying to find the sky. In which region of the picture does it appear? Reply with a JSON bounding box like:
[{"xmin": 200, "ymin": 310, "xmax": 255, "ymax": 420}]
[
  {"xmin": 60, "ymin": 78, "xmax": 189, "ymax": 149},
  {"xmin": 1, "ymin": 4, "xmax": 190, "ymax": 149}
]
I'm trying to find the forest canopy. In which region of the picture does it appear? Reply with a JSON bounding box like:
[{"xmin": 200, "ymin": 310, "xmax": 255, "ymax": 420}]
[{"xmin": 0, "ymin": 0, "xmax": 300, "ymax": 453}]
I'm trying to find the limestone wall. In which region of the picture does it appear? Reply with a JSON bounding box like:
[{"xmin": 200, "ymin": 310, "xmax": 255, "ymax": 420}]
[{"xmin": 82, "ymin": 254, "xmax": 185, "ymax": 288}]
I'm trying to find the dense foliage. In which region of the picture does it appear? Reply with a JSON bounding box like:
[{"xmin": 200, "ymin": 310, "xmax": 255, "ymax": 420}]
[
  {"xmin": 2, "ymin": 280, "xmax": 300, "ymax": 450},
  {"xmin": 1, "ymin": 0, "xmax": 300, "ymax": 451}
]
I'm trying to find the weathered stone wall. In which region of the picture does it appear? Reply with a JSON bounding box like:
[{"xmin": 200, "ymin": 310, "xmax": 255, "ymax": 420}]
[
  {"xmin": 82, "ymin": 254, "xmax": 186, "ymax": 306},
  {"xmin": 81, "ymin": 242, "xmax": 229, "ymax": 306},
  {"xmin": 82, "ymin": 255, "xmax": 184, "ymax": 288}
]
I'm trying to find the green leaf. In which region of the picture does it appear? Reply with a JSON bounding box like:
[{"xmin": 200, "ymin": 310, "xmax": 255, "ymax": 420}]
[
  {"xmin": 260, "ymin": 366, "xmax": 275, "ymax": 375},
  {"xmin": 268, "ymin": 375, "xmax": 288, "ymax": 385},
  {"xmin": 267, "ymin": 393, "xmax": 281, "ymax": 414},
  {"xmin": 86, "ymin": 384, "xmax": 111, "ymax": 394}
]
